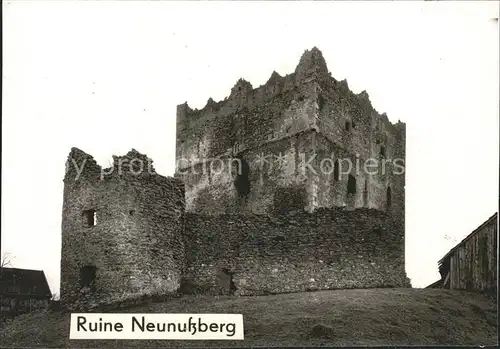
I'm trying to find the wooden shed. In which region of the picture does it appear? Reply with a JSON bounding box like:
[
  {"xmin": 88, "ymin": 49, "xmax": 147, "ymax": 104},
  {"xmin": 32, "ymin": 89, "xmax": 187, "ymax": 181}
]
[
  {"xmin": 436, "ymin": 213, "xmax": 498, "ymax": 294},
  {"xmin": 0, "ymin": 267, "xmax": 52, "ymax": 321}
]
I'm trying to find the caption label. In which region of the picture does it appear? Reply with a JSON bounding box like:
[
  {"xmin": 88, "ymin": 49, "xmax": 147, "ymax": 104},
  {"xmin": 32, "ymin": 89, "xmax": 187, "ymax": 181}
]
[{"xmin": 70, "ymin": 313, "xmax": 244, "ymax": 340}]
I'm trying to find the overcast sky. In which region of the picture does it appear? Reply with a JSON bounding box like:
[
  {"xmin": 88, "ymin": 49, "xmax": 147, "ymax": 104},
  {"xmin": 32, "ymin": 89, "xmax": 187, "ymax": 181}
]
[{"xmin": 2, "ymin": 1, "xmax": 499, "ymax": 295}]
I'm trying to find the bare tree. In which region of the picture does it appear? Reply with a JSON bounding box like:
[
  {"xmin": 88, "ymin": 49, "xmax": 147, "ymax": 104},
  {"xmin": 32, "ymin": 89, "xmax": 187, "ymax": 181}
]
[{"xmin": 1, "ymin": 252, "xmax": 15, "ymax": 267}]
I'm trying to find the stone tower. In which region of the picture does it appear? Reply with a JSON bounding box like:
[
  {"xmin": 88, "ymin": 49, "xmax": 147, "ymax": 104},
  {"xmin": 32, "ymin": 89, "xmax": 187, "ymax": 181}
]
[
  {"xmin": 60, "ymin": 148, "xmax": 185, "ymax": 308},
  {"xmin": 175, "ymin": 47, "xmax": 405, "ymax": 223}
]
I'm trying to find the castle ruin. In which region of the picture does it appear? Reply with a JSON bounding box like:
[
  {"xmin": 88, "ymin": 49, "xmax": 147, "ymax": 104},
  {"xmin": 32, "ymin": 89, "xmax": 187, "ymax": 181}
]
[{"xmin": 60, "ymin": 48, "xmax": 409, "ymax": 309}]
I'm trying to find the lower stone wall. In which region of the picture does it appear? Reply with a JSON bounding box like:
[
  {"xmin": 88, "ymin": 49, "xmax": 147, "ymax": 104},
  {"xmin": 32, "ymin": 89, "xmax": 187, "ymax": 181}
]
[{"xmin": 183, "ymin": 208, "xmax": 409, "ymax": 295}]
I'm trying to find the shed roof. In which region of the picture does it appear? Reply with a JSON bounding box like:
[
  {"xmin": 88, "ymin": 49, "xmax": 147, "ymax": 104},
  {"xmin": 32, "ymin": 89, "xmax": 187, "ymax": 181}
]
[
  {"xmin": 438, "ymin": 212, "xmax": 498, "ymax": 265},
  {"xmin": 0, "ymin": 267, "xmax": 52, "ymax": 298}
]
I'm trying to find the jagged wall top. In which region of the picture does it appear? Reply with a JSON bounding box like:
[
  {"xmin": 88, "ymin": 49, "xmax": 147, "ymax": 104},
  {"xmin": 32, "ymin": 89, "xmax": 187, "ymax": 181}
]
[
  {"xmin": 63, "ymin": 147, "xmax": 179, "ymax": 185},
  {"xmin": 176, "ymin": 47, "xmax": 404, "ymax": 130}
]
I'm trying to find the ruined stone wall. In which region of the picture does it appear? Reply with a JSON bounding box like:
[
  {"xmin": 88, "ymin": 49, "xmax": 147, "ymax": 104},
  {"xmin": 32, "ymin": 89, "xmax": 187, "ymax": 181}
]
[
  {"xmin": 176, "ymin": 47, "xmax": 406, "ymax": 216},
  {"xmin": 178, "ymin": 131, "xmax": 320, "ymax": 215},
  {"xmin": 175, "ymin": 71, "xmax": 316, "ymax": 169},
  {"xmin": 312, "ymin": 60, "xmax": 406, "ymax": 216},
  {"xmin": 182, "ymin": 208, "xmax": 410, "ymax": 296},
  {"xmin": 312, "ymin": 130, "xmax": 405, "ymax": 216},
  {"xmin": 175, "ymin": 49, "xmax": 327, "ymax": 215},
  {"xmin": 60, "ymin": 148, "xmax": 185, "ymax": 309}
]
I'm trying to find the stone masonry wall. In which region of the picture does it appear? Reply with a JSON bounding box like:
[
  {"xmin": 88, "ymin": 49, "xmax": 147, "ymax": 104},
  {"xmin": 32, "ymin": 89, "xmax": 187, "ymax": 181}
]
[
  {"xmin": 175, "ymin": 47, "xmax": 406, "ymax": 216},
  {"xmin": 179, "ymin": 131, "xmax": 320, "ymax": 215},
  {"xmin": 60, "ymin": 148, "xmax": 185, "ymax": 309},
  {"xmin": 182, "ymin": 207, "xmax": 410, "ymax": 296}
]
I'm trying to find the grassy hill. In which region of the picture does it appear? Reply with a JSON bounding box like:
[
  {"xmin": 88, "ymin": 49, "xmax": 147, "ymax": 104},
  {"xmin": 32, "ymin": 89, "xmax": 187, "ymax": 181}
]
[{"xmin": 1, "ymin": 288, "xmax": 497, "ymax": 347}]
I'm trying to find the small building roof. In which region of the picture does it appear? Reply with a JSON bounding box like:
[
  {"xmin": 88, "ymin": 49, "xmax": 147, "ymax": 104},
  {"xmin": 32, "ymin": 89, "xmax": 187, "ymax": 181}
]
[
  {"xmin": 0, "ymin": 267, "xmax": 52, "ymax": 298},
  {"xmin": 438, "ymin": 212, "xmax": 498, "ymax": 265}
]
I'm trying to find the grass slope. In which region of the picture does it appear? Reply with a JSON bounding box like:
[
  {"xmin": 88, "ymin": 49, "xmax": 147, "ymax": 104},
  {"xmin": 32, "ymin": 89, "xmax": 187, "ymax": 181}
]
[{"xmin": 1, "ymin": 288, "xmax": 497, "ymax": 347}]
